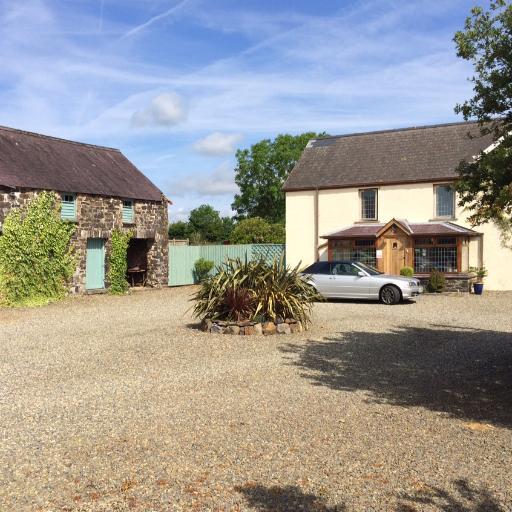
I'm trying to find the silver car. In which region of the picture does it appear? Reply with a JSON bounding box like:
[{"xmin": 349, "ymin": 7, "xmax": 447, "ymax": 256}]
[{"xmin": 302, "ymin": 261, "xmax": 423, "ymax": 305}]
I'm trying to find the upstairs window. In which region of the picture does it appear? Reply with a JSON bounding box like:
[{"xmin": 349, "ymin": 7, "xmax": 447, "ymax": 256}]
[
  {"xmin": 360, "ymin": 188, "xmax": 377, "ymax": 220},
  {"xmin": 122, "ymin": 200, "xmax": 134, "ymax": 223},
  {"xmin": 60, "ymin": 193, "xmax": 76, "ymax": 221},
  {"xmin": 435, "ymin": 184, "xmax": 455, "ymax": 218}
]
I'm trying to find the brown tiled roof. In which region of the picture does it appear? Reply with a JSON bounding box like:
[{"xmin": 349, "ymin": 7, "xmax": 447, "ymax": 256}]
[
  {"xmin": 0, "ymin": 126, "xmax": 164, "ymax": 201},
  {"xmin": 283, "ymin": 121, "xmax": 493, "ymax": 191},
  {"xmin": 323, "ymin": 221, "xmax": 478, "ymax": 239}
]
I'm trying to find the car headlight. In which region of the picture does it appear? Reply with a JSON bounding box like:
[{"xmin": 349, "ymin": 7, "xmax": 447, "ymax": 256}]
[{"xmin": 408, "ymin": 281, "xmax": 417, "ymax": 287}]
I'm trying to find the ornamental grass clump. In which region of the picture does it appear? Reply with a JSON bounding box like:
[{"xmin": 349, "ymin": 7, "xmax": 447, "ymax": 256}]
[
  {"xmin": 0, "ymin": 191, "xmax": 75, "ymax": 306},
  {"xmin": 193, "ymin": 257, "xmax": 321, "ymax": 327}
]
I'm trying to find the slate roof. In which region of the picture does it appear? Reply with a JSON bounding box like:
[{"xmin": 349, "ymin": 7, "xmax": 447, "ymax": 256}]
[
  {"xmin": 0, "ymin": 126, "xmax": 164, "ymax": 202},
  {"xmin": 323, "ymin": 221, "xmax": 478, "ymax": 239},
  {"xmin": 283, "ymin": 121, "xmax": 493, "ymax": 191}
]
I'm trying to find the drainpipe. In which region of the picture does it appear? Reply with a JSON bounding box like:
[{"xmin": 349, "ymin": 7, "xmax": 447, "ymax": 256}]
[{"xmin": 314, "ymin": 188, "xmax": 319, "ymax": 261}]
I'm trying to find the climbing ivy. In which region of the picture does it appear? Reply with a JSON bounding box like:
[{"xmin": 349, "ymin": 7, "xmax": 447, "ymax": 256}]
[
  {"xmin": 107, "ymin": 229, "xmax": 132, "ymax": 294},
  {"xmin": 0, "ymin": 191, "xmax": 76, "ymax": 306}
]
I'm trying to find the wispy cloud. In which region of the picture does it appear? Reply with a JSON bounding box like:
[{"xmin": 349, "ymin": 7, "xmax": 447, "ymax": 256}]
[
  {"xmin": 98, "ymin": 0, "xmax": 105, "ymax": 32},
  {"xmin": 167, "ymin": 160, "xmax": 238, "ymax": 197},
  {"xmin": 120, "ymin": 0, "xmax": 192, "ymax": 40}
]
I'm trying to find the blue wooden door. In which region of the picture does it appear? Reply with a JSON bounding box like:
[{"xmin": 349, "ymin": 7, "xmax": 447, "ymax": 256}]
[{"xmin": 86, "ymin": 238, "xmax": 105, "ymax": 290}]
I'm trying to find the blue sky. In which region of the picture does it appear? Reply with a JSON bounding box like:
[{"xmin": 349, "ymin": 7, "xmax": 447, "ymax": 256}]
[{"xmin": 0, "ymin": 0, "xmax": 484, "ymax": 220}]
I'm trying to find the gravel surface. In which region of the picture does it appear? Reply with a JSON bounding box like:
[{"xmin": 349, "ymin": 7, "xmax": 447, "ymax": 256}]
[{"xmin": 1, "ymin": 288, "xmax": 511, "ymax": 511}]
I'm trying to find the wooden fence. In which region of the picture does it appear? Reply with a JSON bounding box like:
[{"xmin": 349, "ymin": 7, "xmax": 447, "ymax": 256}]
[{"xmin": 168, "ymin": 243, "xmax": 285, "ymax": 286}]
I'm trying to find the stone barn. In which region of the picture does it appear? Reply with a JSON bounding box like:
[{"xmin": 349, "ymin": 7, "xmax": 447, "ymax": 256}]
[{"xmin": 0, "ymin": 126, "xmax": 169, "ymax": 293}]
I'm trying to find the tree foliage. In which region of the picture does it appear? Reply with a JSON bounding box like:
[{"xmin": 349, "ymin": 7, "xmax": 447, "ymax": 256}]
[
  {"xmin": 232, "ymin": 132, "xmax": 324, "ymax": 223},
  {"xmin": 168, "ymin": 205, "xmax": 234, "ymax": 243},
  {"xmin": 230, "ymin": 217, "xmax": 285, "ymax": 244},
  {"xmin": 107, "ymin": 229, "xmax": 132, "ymax": 295},
  {"xmin": 168, "ymin": 220, "xmax": 191, "ymax": 240},
  {"xmin": 0, "ymin": 191, "xmax": 75, "ymax": 306},
  {"xmin": 454, "ymin": 0, "xmax": 512, "ymax": 228}
]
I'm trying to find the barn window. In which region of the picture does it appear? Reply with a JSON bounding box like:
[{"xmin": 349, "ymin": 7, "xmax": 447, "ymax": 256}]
[
  {"xmin": 122, "ymin": 200, "xmax": 134, "ymax": 224},
  {"xmin": 60, "ymin": 193, "xmax": 76, "ymax": 221}
]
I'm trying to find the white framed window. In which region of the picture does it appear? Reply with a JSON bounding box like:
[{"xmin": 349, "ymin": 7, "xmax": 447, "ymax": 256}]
[
  {"xmin": 434, "ymin": 184, "xmax": 455, "ymax": 219},
  {"xmin": 359, "ymin": 188, "xmax": 378, "ymax": 220}
]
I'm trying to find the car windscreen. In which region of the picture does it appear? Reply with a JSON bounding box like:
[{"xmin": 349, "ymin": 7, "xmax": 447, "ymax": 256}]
[
  {"xmin": 355, "ymin": 262, "xmax": 383, "ymax": 275},
  {"xmin": 302, "ymin": 262, "xmax": 330, "ymax": 274}
]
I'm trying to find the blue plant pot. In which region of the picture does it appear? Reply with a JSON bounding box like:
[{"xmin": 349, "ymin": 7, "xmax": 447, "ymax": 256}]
[{"xmin": 473, "ymin": 282, "xmax": 484, "ymax": 295}]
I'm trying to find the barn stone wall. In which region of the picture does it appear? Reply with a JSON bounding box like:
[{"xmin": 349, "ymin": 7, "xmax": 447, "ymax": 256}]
[{"xmin": 0, "ymin": 188, "xmax": 168, "ymax": 293}]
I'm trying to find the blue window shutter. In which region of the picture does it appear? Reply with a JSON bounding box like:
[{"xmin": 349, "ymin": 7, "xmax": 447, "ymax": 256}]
[
  {"xmin": 61, "ymin": 193, "xmax": 76, "ymax": 220},
  {"xmin": 122, "ymin": 200, "xmax": 134, "ymax": 223}
]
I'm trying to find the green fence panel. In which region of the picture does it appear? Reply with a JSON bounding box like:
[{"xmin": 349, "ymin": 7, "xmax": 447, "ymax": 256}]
[
  {"xmin": 168, "ymin": 245, "xmax": 201, "ymax": 286},
  {"xmin": 168, "ymin": 244, "xmax": 285, "ymax": 286}
]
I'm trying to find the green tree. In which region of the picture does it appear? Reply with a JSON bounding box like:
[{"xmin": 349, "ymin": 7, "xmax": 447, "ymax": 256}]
[
  {"xmin": 221, "ymin": 216, "xmax": 235, "ymax": 241},
  {"xmin": 230, "ymin": 217, "xmax": 285, "ymax": 244},
  {"xmin": 454, "ymin": 0, "xmax": 512, "ymax": 231},
  {"xmin": 168, "ymin": 220, "xmax": 191, "ymax": 239},
  {"xmin": 232, "ymin": 132, "xmax": 324, "ymax": 223},
  {"xmin": 189, "ymin": 204, "xmax": 224, "ymax": 242},
  {"xmin": 0, "ymin": 191, "xmax": 75, "ymax": 306}
]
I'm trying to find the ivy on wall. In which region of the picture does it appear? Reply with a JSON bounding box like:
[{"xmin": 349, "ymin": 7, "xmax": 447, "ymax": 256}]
[
  {"xmin": 107, "ymin": 229, "xmax": 132, "ymax": 295},
  {"xmin": 0, "ymin": 191, "xmax": 76, "ymax": 306}
]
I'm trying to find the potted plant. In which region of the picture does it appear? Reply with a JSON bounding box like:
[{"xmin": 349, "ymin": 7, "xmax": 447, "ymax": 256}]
[{"xmin": 469, "ymin": 266, "xmax": 488, "ymax": 295}]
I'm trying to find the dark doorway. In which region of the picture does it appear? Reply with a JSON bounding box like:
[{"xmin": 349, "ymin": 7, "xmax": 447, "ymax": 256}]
[{"xmin": 126, "ymin": 238, "xmax": 151, "ymax": 287}]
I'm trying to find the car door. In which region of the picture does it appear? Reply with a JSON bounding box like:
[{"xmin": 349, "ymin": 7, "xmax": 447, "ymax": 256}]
[
  {"xmin": 305, "ymin": 262, "xmax": 332, "ymax": 297},
  {"xmin": 329, "ymin": 262, "xmax": 371, "ymax": 298}
]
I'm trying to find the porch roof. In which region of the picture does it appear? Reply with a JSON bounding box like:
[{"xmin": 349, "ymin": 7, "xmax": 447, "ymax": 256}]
[{"xmin": 322, "ymin": 220, "xmax": 479, "ymax": 239}]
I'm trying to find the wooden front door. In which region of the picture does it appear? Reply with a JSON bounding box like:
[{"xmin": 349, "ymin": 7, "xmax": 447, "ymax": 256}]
[{"xmin": 383, "ymin": 235, "xmax": 408, "ymax": 275}]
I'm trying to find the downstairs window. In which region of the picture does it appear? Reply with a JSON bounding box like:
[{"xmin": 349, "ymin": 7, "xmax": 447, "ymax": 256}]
[
  {"xmin": 414, "ymin": 237, "xmax": 458, "ymax": 273},
  {"xmin": 331, "ymin": 239, "xmax": 377, "ymax": 267}
]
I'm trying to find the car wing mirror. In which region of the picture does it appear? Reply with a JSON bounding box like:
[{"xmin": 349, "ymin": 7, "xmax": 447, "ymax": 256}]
[{"xmin": 357, "ymin": 271, "xmax": 366, "ymax": 277}]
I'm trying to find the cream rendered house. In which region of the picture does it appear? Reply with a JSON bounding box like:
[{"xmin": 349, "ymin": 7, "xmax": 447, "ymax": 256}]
[{"xmin": 284, "ymin": 121, "xmax": 512, "ymax": 291}]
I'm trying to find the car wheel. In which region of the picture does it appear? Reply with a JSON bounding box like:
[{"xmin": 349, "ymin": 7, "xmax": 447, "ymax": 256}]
[{"xmin": 380, "ymin": 285, "xmax": 401, "ymax": 305}]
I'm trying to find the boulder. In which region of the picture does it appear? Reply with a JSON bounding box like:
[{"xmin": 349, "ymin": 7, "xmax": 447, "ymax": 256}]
[
  {"xmin": 201, "ymin": 319, "xmax": 212, "ymax": 332},
  {"xmin": 262, "ymin": 322, "xmax": 276, "ymax": 335},
  {"xmin": 224, "ymin": 325, "xmax": 240, "ymax": 335},
  {"xmin": 242, "ymin": 325, "xmax": 255, "ymax": 335},
  {"xmin": 276, "ymin": 323, "xmax": 291, "ymax": 335},
  {"xmin": 210, "ymin": 323, "xmax": 225, "ymax": 334},
  {"xmin": 253, "ymin": 323, "xmax": 263, "ymax": 335},
  {"xmin": 290, "ymin": 321, "xmax": 303, "ymax": 334}
]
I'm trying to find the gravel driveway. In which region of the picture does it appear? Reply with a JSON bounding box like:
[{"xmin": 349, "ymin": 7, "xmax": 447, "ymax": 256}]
[{"xmin": 1, "ymin": 288, "xmax": 511, "ymax": 511}]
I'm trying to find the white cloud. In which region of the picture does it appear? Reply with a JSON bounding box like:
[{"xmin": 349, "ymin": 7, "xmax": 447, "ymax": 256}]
[
  {"xmin": 167, "ymin": 161, "xmax": 238, "ymax": 197},
  {"xmin": 193, "ymin": 132, "xmax": 243, "ymax": 156},
  {"xmin": 131, "ymin": 92, "xmax": 187, "ymax": 127}
]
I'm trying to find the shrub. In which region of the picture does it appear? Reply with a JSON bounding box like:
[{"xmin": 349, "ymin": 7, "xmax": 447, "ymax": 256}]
[
  {"xmin": 194, "ymin": 258, "xmax": 214, "ymax": 282},
  {"xmin": 0, "ymin": 191, "xmax": 75, "ymax": 306},
  {"xmin": 230, "ymin": 217, "xmax": 284, "ymax": 244},
  {"xmin": 107, "ymin": 230, "xmax": 132, "ymax": 295},
  {"xmin": 469, "ymin": 266, "xmax": 488, "ymax": 282},
  {"xmin": 427, "ymin": 269, "xmax": 446, "ymax": 293},
  {"xmin": 193, "ymin": 257, "xmax": 321, "ymax": 326},
  {"xmin": 400, "ymin": 266, "xmax": 414, "ymax": 277}
]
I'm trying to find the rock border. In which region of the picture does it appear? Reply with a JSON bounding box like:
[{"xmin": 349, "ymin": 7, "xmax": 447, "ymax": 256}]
[{"xmin": 201, "ymin": 318, "xmax": 303, "ymax": 335}]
